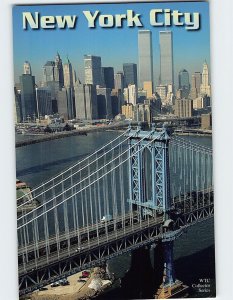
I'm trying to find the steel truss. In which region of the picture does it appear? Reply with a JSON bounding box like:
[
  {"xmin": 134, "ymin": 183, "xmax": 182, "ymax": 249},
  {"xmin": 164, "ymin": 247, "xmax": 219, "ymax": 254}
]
[
  {"xmin": 127, "ymin": 125, "xmax": 170, "ymax": 214},
  {"xmin": 19, "ymin": 222, "xmax": 162, "ymax": 296},
  {"xmin": 19, "ymin": 201, "xmax": 214, "ymax": 296}
]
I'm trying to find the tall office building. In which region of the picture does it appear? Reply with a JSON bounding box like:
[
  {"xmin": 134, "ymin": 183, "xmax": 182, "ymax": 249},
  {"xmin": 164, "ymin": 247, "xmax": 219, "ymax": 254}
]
[
  {"xmin": 19, "ymin": 70, "xmax": 37, "ymax": 121},
  {"xmin": 74, "ymin": 81, "xmax": 98, "ymax": 120},
  {"xmin": 43, "ymin": 61, "xmax": 56, "ymax": 83},
  {"xmin": 57, "ymin": 89, "xmax": 69, "ymax": 120},
  {"xmin": 96, "ymin": 87, "xmax": 112, "ymax": 119},
  {"xmin": 200, "ymin": 61, "xmax": 211, "ymax": 96},
  {"xmin": 57, "ymin": 88, "xmax": 75, "ymax": 120},
  {"xmin": 155, "ymin": 85, "xmax": 168, "ymax": 105},
  {"xmin": 174, "ymin": 99, "xmax": 193, "ymax": 118},
  {"xmin": 111, "ymin": 89, "xmax": 123, "ymax": 117},
  {"xmin": 43, "ymin": 60, "xmax": 60, "ymax": 113},
  {"xmin": 143, "ymin": 81, "xmax": 153, "ymax": 98},
  {"xmin": 159, "ymin": 31, "xmax": 174, "ymax": 86},
  {"xmin": 114, "ymin": 72, "xmax": 124, "ymax": 91},
  {"xmin": 14, "ymin": 87, "xmax": 22, "ymax": 123},
  {"xmin": 123, "ymin": 63, "xmax": 137, "ymax": 87},
  {"xmin": 178, "ymin": 69, "xmax": 190, "ymax": 90},
  {"xmin": 63, "ymin": 57, "xmax": 74, "ymax": 88},
  {"xmin": 73, "ymin": 69, "xmax": 77, "ymax": 85},
  {"xmin": 138, "ymin": 30, "xmax": 153, "ymax": 90},
  {"xmin": 36, "ymin": 87, "xmax": 53, "ymax": 117},
  {"xmin": 190, "ymin": 72, "xmax": 202, "ymax": 99},
  {"xmin": 102, "ymin": 67, "xmax": 114, "ymax": 89},
  {"xmin": 23, "ymin": 61, "xmax": 32, "ymax": 75},
  {"xmin": 128, "ymin": 84, "xmax": 137, "ymax": 106},
  {"xmin": 178, "ymin": 69, "xmax": 190, "ymax": 98},
  {"xmin": 54, "ymin": 52, "xmax": 64, "ymax": 89},
  {"xmin": 84, "ymin": 55, "xmax": 103, "ymax": 86}
]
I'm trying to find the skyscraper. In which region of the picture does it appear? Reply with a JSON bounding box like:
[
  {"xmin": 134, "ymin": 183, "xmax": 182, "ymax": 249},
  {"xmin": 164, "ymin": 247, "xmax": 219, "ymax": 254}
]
[
  {"xmin": 159, "ymin": 31, "xmax": 174, "ymax": 86},
  {"xmin": 57, "ymin": 89, "xmax": 69, "ymax": 120},
  {"xmin": 63, "ymin": 57, "xmax": 74, "ymax": 88},
  {"xmin": 178, "ymin": 69, "xmax": 190, "ymax": 98},
  {"xmin": 200, "ymin": 61, "xmax": 211, "ymax": 96},
  {"xmin": 23, "ymin": 61, "xmax": 32, "ymax": 75},
  {"xmin": 143, "ymin": 81, "xmax": 153, "ymax": 98},
  {"xmin": 138, "ymin": 30, "xmax": 153, "ymax": 90},
  {"xmin": 114, "ymin": 72, "xmax": 124, "ymax": 91},
  {"xmin": 14, "ymin": 87, "xmax": 22, "ymax": 123},
  {"xmin": 96, "ymin": 87, "xmax": 112, "ymax": 119},
  {"xmin": 36, "ymin": 87, "xmax": 52, "ymax": 117},
  {"xmin": 54, "ymin": 52, "xmax": 64, "ymax": 89},
  {"xmin": 128, "ymin": 84, "xmax": 137, "ymax": 106},
  {"xmin": 84, "ymin": 55, "xmax": 103, "ymax": 86},
  {"xmin": 102, "ymin": 67, "xmax": 114, "ymax": 89},
  {"xmin": 43, "ymin": 61, "xmax": 56, "ymax": 83},
  {"xmin": 190, "ymin": 72, "xmax": 202, "ymax": 99},
  {"xmin": 74, "ymin": 81, "xmax": 98, "ymax": 120},
  {"xmin": 155, "ymin": 85, "xmax": 168, "ymax": 105},
  {"xmin": 111, "ymin": 89, "xmax": 123, "ymax": 117},
  {"xmin": 123, "ymin": 63, "xmax": 137, "ymax": 87},
  {"xmin": 19, "ymin": 65, "xmax": 37, "ymax": 121},
  {"xmin": 73, "ymin": 69, "xmax": 77, "ymax": 85},
  {"xmin": 43, "ymin": 61, "xmax": 58, "ymax": 111},
  {"xmin": 174, "ymin": 99, "xmax": 193, "ymax": 118}
]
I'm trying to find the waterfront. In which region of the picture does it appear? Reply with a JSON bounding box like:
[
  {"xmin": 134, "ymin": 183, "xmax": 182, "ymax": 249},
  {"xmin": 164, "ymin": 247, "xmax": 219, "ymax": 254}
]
[{"xmin": 16, "ymin": 131, "xmax": 215, "ymax": 299}]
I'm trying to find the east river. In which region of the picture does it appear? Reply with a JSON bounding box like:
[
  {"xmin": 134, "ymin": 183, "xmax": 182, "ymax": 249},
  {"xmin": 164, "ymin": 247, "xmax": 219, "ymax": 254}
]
[{"xmin": 16, "ymin": 131, "xmax": 215, "ymax": 299}]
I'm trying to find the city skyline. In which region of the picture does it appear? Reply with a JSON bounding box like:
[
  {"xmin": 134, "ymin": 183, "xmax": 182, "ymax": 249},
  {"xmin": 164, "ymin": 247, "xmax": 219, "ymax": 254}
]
[{"xmin": 13, "ymin": 2, "xmax": 210, "ymax": 87}]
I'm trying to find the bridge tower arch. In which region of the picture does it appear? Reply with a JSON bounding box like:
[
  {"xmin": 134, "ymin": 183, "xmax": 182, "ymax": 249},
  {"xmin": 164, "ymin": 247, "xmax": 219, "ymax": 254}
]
[{"xmin": 127, "ymin": 123, "xmax": 171, "ymax": 218}]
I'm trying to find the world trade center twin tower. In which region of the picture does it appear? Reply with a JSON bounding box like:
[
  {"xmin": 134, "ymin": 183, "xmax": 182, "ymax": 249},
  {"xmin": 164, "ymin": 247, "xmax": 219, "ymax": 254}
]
[{"xmin": 138, "ymin": 30, "xmax": 174, "ymax": 93}]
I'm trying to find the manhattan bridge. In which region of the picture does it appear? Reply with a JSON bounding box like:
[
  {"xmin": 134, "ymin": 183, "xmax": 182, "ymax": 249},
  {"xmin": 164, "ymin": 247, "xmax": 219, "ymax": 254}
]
[{"xmin": 17, "ymin": 124, "xmax": 214, "ymax": 297}]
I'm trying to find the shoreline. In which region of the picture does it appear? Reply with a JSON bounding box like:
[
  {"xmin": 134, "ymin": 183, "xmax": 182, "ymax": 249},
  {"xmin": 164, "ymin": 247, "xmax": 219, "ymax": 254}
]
[
  {"xmin": 15, "ymin": 123, "xmax": 129, "ymax": 148},
  {"xmin": 16, "ymin": 125, "xmax": 212, "ymax": 148}
]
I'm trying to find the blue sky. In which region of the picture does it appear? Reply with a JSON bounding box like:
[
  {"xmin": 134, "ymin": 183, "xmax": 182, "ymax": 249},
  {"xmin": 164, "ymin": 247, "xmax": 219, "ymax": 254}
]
[{"xmin": 13, "ymin": 2, "xmax": 210, "ymax": 87}]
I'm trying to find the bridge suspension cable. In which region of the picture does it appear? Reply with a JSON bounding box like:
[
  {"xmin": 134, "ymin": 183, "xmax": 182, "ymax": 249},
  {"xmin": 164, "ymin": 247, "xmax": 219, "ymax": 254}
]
[
  {"xmin": 17, "ymin": 130, "xmax": 214, "ymax": 284},
  {"xmin": 17, "ymin": 129, "xmax": 129, "ymax": 205},
  {"xmin": 17, "ymin": 129, "xmax": 157, "ymax": 228}
]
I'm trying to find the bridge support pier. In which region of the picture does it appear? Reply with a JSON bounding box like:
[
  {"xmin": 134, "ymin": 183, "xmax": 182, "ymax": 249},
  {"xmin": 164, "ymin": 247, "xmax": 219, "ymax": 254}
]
[
  {"xmin": 162, "ymin": 241, "xmax": 175, "ymax": 285},
  {"xmin": 154, "ymin": 241, "xmax": 189, "ymax": 299}
]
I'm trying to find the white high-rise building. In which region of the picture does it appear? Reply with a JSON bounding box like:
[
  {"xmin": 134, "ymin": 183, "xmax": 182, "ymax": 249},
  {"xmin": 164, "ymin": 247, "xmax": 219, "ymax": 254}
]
[
  {"xmin": 84, "ymin": 55, "xmax": 103, "ymax": 86},
  {"xmin": 159, "ymin": 31, "xmax": 174, "ymax": 86},
  {"xmin": 123, "ymin": 88, "xmax": 129, "ymax": 102},
  {"xmin": 23, "ymin": 61, "xmax": 32, "ymax": 75},
  {"xmin": 156, "ymin": 85, "xmax": 168, "ymax": 105},
  {"xmin": 138, "ymin": 30, "xmax": 153, "ymax": 90},
  {"xmin": 128, "ymin": 84, "xmax": 137, "ymax": 106},
  {"xmin": 200, "ymin": 61, "xmax": 211, "ymax": 96}
]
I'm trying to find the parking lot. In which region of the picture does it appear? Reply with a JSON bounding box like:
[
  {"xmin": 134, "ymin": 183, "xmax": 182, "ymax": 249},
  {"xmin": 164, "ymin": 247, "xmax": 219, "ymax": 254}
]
[{"xmin": 30, "ymin": 269, "xmax": 97, "ymax": 300}]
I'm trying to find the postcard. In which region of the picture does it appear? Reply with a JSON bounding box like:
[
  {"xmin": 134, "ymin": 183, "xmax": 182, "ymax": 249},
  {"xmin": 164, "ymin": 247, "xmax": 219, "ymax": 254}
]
[{"xmin": 14, "ymin": 1, "xmax": 215, "ymax": 299}]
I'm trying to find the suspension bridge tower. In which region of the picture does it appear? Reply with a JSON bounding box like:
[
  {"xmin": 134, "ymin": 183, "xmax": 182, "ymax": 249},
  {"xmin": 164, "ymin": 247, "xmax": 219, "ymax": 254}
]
[{"xmin": 127, "ymin": 123, "xmax": 188, "ymax": 299}]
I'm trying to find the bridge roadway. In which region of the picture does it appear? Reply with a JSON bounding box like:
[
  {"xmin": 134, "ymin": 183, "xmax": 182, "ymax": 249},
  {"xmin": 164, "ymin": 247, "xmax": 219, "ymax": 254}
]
[
  {"xmin": 18, "ymin": 189, "xmax": 213, "ymax": 255},
  {"xmin": 18, "ymin": 212, "xmax": 135, "ymax": 255},
  {"xmin": 18, "ymin": 213, "xmax": 164, "ymax": 275},
  {"xmin": 18, "ymin": 190, "xmax": 214, "ymax": 276},
  {"xmin": 18, "ymin": 207, "xmax": 214, "ymax": 294}
]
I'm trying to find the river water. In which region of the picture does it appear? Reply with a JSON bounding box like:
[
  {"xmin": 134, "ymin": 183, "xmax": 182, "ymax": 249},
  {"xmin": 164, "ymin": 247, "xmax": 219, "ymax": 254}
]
[{"xmin": 16, "ymin": 131, "xmax": 215, "ymax": 298}]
